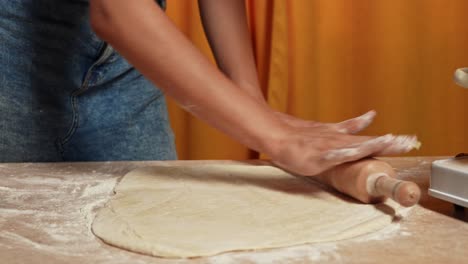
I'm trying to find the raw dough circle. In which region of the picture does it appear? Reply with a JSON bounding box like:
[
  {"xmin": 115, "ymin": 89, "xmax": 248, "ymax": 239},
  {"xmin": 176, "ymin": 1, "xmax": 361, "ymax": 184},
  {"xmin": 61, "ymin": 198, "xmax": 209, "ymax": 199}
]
[{"xmin": 92, "ymin": 165, "xmax": 397, "ymax": 258}]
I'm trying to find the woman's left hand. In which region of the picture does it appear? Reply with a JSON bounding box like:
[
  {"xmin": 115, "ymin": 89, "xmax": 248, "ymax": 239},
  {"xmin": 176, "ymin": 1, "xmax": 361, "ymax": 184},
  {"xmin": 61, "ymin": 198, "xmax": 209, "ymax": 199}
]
[{"xmin": 274, "ymin": 110, "xmax": 377, "ymax": 135}]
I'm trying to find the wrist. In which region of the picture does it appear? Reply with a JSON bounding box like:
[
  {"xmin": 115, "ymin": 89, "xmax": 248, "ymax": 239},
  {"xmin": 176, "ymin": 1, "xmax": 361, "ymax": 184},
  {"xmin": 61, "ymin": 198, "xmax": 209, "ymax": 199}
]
[{"xmin": 255, "ymin": 115, "xmax": 291, "ymax": 158}]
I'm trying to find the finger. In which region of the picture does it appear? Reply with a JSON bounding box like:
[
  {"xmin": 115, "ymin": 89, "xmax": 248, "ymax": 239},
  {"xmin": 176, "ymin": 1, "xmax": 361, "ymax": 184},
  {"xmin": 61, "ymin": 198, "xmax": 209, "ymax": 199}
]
[
  {"xmin": 374, "ymin": 135, "xmax": 421, "ymax": 156},
  {"xmin": 334, "ymin": 110, "xmax": 377, "ymax": 134},
  {"xmin": 322, "ymin": 134, "xmax": 394, "ymax": 165}
]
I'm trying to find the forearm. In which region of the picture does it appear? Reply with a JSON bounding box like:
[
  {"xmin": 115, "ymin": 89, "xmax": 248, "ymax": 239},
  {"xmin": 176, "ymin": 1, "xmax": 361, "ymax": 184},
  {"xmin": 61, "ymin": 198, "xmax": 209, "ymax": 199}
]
[
  {"xmin": 90, "ymin": 0, "xmax": 284, "ymax": 154},
  {"xmin": 198, "ymin": 0, "xmax": 265, "ymax": 102}
]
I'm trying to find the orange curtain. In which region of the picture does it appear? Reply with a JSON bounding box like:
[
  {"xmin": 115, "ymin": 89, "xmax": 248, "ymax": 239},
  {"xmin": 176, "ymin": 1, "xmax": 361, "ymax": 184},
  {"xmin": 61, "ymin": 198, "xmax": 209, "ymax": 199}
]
[{"xmin": 166, "ymin": 0, "xmax": 468, "ymax": 159}]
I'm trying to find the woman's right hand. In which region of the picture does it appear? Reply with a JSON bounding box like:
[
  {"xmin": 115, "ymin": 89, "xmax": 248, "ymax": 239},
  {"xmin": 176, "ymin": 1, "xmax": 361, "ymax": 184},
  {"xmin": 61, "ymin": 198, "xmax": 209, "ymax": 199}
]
[{"xmin": 265, "ymin": 112, "xmax": 419, "ymax": 176}]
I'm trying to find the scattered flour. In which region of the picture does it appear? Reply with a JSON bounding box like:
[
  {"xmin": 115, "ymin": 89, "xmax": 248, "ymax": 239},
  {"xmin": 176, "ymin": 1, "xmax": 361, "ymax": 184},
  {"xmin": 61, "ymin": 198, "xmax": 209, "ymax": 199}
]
[
  {"xmin": 0, "ymin": 164, "xmax": 120, "ymax": 259},
  {"xmin": 209, "ymin": 243, "xmax": 340, "ymax": 264}
]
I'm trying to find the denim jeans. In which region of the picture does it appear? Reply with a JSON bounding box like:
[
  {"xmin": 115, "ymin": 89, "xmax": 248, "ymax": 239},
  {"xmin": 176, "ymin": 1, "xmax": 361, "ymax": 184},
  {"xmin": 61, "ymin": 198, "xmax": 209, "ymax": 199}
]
[{"xmin": 0, "ymin": 0, "xmax": 177, "ymax": 162}]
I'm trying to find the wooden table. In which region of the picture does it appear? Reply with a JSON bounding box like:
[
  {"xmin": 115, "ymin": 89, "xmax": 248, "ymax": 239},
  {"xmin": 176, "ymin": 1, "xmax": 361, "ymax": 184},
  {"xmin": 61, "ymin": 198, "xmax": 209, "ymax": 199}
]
[{"xmin": 1, "ymin": 158, "xmax": 467, "ymax": 263}]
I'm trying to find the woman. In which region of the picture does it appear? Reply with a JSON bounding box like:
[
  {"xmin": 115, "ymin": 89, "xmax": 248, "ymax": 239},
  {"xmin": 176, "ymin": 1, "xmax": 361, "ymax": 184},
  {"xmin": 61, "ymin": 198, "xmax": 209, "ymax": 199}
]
[{"xmin": 0, "ymin": 0, "xmax": 418, "ymax": 176}]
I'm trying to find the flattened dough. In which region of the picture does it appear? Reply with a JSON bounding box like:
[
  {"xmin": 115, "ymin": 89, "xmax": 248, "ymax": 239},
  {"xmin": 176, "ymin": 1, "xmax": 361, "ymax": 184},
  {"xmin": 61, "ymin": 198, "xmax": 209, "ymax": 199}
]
[{"xmin": 92, "ymin": 165, "xmax": 397, "ymax": 258}]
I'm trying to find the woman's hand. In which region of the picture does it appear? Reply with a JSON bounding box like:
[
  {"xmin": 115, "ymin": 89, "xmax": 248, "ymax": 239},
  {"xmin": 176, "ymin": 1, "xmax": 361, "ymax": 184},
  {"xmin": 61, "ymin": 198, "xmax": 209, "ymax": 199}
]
[
  {"xmin": 265, "ymin": 112, "xmax": 419, "ymax": 176},
  {"xmin": 274, "ymin": 110, "xmax": 377, "ymax": 134}
]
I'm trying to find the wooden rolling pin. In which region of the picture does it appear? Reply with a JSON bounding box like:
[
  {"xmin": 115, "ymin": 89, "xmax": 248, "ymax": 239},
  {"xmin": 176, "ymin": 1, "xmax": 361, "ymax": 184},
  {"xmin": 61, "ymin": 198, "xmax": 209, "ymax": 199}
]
[{"xmin": 314, "ymin": 159, "xmax": 421, "ymax": 207}]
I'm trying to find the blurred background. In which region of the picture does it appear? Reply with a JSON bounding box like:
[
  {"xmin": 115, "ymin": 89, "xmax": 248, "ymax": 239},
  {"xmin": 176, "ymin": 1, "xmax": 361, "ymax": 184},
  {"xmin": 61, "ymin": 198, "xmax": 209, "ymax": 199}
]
[{"xmin": 165, "ymin": 0, "xmax": 468, "ymax": 160}]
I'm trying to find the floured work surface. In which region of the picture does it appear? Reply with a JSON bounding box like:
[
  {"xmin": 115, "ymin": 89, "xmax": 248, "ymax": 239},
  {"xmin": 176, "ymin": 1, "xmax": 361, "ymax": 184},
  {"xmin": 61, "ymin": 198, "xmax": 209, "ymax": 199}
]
[
  {"xmin": 1, "ymin": 159, "xmax": 467, "ymax": 264},
  {"xmin": 92, "ymin": 165, "xmax": 399, "ymax": 258}
]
